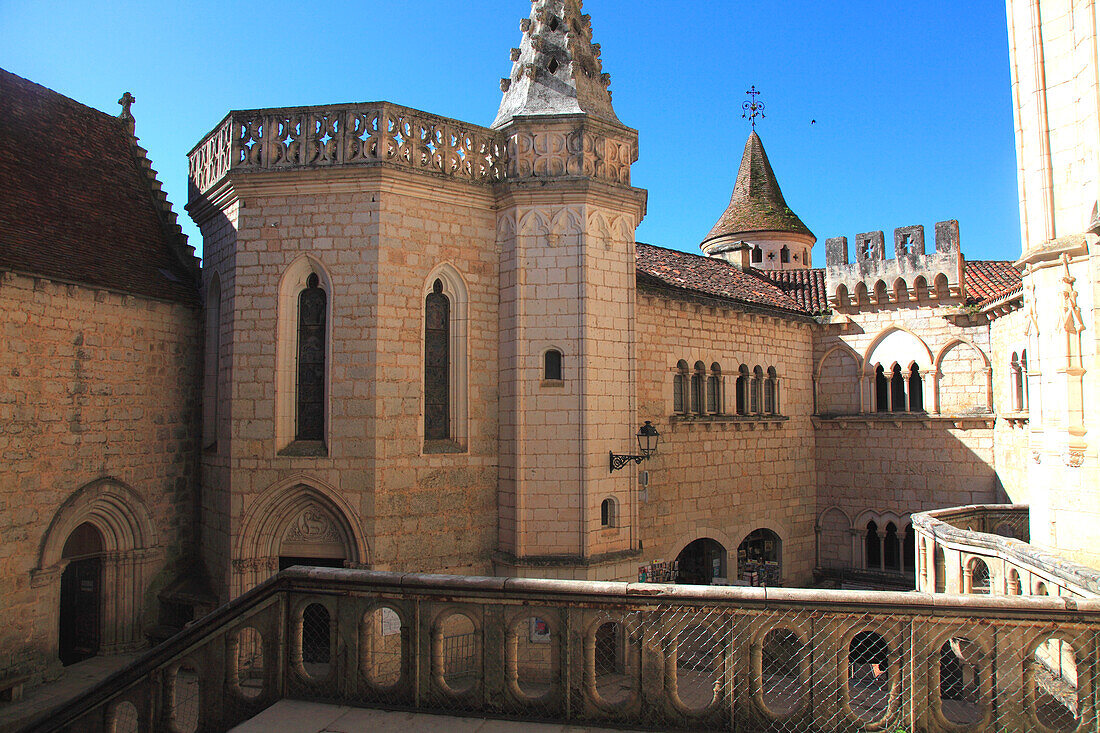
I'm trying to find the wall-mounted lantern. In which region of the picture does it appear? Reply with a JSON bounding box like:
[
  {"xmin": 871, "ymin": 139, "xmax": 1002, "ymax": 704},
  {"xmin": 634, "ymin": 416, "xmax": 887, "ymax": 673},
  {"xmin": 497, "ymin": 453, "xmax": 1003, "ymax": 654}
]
[{"xmin": 609, "ymin": 421, "xmax": 660, "ymax": 472}]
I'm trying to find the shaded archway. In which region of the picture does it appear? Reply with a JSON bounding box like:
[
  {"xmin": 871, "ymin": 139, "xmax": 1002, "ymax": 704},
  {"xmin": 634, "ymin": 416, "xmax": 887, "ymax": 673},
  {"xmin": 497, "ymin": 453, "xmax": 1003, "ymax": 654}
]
[
  {"xmin": 233, "ymin": 477, "xmax": 369, "ymax": 597},
  {"xmin": 37, "ymin": 478, "xmax": 160, "ymax": 660},
  {"xmin": 675, "ymin": 538, "xmax": 727, "ymax": 585},
  {"xmin": 738, "ymin": 529, "xmax": 782, "ymax": 586},
  {"xmin": 59, "ymin": 523, "xmax": 104, "ymax": 665}
]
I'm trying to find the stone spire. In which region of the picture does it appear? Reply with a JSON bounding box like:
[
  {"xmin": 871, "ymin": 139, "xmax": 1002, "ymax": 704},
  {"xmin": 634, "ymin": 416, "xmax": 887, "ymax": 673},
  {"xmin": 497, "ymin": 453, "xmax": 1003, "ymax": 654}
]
[
  {"xmin": 491, "ymin": 0, "xmax": 619, "ymax": 129},
  {"xmin": 703, "ymin": 131, "xmax": 812, "ymax": 244}
]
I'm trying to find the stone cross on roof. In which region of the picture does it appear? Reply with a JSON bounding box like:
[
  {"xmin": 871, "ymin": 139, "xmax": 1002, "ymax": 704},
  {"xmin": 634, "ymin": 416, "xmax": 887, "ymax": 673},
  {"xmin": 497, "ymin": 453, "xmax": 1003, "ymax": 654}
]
[
  {"xmin": 491, "ymin": 0, "xmax": 619, "ymax": 129},
  {"xmin": 118, "ymin": 91, "xmax": 136, "ymax": 134}
]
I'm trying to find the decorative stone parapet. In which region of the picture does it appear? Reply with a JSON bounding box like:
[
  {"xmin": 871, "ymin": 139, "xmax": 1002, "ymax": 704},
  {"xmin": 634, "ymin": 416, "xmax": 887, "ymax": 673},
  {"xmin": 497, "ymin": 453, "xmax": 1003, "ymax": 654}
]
[
  {"xmin": 825, "ymin": 221, "xmax": 965, "ymax": 309},
  {"xmin": 36, "ymin": 567, "xmax": 1100, "ymax": 732},
  {"xmin": 188, "ymin": 102, "xmax": 505, "ymax": 202},
  {"xmin": 913, "ymin": 504, "xmax": 1100, "ymax": 598},
  {"xmin": 188, "ymin": 103, "xmax": 639, "ymax": 206}
]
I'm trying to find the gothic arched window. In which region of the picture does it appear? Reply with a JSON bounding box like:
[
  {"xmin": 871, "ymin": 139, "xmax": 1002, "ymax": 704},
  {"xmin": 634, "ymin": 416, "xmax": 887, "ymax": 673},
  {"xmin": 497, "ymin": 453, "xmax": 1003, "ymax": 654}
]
[
  {"xmin": 780, "ymin": 245, "xmax": 790, "ymax": 263},
  {"xmin": 296, "ymin": 273, "xmax": 326, "ymax": 441},
  {"xmin": 875, "ymin": 365, "xmax": 889, "ymax": 412},
  {"xmin": 908, "ymin": 364, "xmax": 923, "ymax": 411},
  {"xmin": 752, "ymin": 366, "xmax": 764, "ymax": 414},
  {"xmin": 890, "ymin": 364, "xmax": 906, "ymax": 412},
  {"xmin": 424, "ymin": 279, "xmax": 450, "ymax": 441},
  {"xmin": 736, "ymin": 364, "xmax": 750, "ymax": 415}
]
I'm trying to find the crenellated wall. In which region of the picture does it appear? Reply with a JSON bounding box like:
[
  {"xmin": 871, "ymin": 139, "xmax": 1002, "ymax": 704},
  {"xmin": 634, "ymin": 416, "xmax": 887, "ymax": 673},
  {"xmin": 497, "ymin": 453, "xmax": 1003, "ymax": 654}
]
[{"xmin": 825, "ymin": 221, "xmax": 965, "ymax": 310}]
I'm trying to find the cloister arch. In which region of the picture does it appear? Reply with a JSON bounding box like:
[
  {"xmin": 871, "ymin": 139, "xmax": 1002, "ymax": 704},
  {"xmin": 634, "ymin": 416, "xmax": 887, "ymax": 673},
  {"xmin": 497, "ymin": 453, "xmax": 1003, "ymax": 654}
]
[
  {"xmin": 934, "ymin": 338, "xmax": 993, "ymax": 414},
  {"xmin": 233, "ymin": 476, "xmax": 369, "ymax": 596},
  {"xmin": 814, "ymin": 344, "xmax": 862, "ymax": 415},
  {"xmin": 36, "ymin": 478, "xmax": 161, "ymax": 661}
]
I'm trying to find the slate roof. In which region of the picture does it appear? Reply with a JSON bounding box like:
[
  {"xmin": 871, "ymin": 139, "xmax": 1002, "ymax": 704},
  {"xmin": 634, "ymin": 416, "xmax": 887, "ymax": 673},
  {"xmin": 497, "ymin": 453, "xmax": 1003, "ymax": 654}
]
[
  {"xmin": 0, "ymin": 68, "xmax": 198, "ymax": 304},
  {"xmin": 702, "ymin": 131, "xmax": 814, "ymax": 245},
  {"xmin": 636, "ymin": 243, "xmax": 810, "ymax": 315},
  {"xmin": 964, "ymin": 260, "xmax": 1021, "ymax": 305}
]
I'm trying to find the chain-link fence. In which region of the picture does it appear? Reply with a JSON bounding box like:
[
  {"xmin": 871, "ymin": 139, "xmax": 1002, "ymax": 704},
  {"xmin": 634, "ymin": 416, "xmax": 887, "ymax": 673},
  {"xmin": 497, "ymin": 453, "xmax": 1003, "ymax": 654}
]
[{"xmin": 45, "ymin": 570, "xmax": 1100, "ymax": 733}]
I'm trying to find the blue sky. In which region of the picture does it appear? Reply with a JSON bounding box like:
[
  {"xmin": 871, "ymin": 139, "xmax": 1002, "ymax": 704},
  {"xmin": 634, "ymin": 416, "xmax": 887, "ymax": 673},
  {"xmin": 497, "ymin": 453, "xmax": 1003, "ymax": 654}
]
[{"xmin": 0, "ymin": 1, "xmax": 1020, "ymax": 265}]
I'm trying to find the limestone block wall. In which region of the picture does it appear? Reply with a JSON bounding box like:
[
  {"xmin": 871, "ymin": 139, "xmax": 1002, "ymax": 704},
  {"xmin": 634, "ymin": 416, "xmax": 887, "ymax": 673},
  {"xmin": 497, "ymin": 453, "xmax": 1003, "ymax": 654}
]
[
  {"xmin": 1018, "ymin": 248, "xmax": 1099, "ymax": 569},
  {"xmin": 635, "ymin": 289, "xmax": 817, "ymax": 587},
  {"xmin": 990, "ymin": 306, "xmax": 1031, "ymax": 504},
  {"xmin": 0, "ymin": 273, "xmax": 200, "ymax": 679},
  {"xmin": 1006, "ymin": 0, "xmax": 1100, "ymax": 251},
  {"xmin": 196, "ymin": 170, "xmax": 500, "ymax": 601},
  {"xmin": 195, "ymin": 198, "xmax": 238, "ymax": 599},
  {"xmin": 813, "ymin": 304, "xmax": 999, "ymax": 571}
]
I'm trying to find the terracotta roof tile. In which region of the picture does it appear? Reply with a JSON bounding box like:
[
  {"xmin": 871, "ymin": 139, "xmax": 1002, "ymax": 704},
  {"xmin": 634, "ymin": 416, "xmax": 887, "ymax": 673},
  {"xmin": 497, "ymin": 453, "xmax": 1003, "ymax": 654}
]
[
  {"xmin": 761, "ymin": 268, "xmax": 828, "ymax": 313},
  {"xmin": 964, "ymin": 260, "xmax": 1021, "ymax": 305},
  {"xmin": 0, "ymin": 68, "xmax": 198, "ymax": 304},
  {"xmin": 635, "ymin": 243, "xmax": 810, "ymax": 315}
]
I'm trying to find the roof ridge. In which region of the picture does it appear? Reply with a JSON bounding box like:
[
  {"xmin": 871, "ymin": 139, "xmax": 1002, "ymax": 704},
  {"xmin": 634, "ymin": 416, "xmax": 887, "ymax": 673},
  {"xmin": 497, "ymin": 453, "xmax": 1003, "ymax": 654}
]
[{"xmin": 123, "ymin": 124, "xmax": 201, "ymax": 283}]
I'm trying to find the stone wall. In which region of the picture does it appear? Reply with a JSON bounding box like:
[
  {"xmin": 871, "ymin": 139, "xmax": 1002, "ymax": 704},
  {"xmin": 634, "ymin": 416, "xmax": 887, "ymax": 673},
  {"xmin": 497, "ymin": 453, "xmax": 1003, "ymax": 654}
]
[
  {"xmin": 635, "ymin": 289, "xmax": 817, "ymax": 587},
  {"xmin": 813, "ymin": 303, "xmax": 998, "ymax": 573},
  {"xmin": 193, "ymin": 169, "xmax": 501, "ymax": 600},
  {"xmin": 990, "ymin": 306, "xmax": 1030, "ymax": 504},
  {"xmin": 0, "ymin": 272, "xmax": 200, "ymax": 679}
]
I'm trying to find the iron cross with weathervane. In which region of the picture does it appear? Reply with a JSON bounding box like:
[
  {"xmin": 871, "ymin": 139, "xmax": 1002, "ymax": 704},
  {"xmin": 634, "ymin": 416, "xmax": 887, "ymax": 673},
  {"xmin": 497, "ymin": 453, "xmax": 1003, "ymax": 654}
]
[{"xmin": 742, "ymin": 85, "xmax": 765, "ymax": 130}]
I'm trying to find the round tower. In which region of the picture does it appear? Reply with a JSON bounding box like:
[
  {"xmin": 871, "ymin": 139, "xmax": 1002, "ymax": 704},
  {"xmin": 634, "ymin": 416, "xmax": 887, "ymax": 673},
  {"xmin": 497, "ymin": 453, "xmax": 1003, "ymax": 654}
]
[{"xmin": 701, "ymin": 131, "xmax": 815, "ymax": 270}]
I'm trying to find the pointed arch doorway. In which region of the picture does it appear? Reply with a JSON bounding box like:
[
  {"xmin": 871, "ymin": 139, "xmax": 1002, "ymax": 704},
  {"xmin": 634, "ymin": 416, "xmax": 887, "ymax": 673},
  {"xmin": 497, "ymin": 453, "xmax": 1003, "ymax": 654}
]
[{"xmin": 59, "ymin": 523, "xmax": 104, "ymax": 665}]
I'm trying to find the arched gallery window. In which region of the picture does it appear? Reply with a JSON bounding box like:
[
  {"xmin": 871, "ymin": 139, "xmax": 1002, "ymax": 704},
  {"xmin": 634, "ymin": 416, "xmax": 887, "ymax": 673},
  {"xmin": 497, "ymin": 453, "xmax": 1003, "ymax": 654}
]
[
  {"xmin": 865, "ymin": 521, "xmax": 880, "ymax": 568},
  {"xmin": 764, "ymin": 366, "xmax": 780, "ymax": 415},
  {"xmin": 884, "ymin": 522, "xmax": 900, "ymax": 571},
  {"xmin": 752, "ymin": 366, "xmax": 764, "ymax": 414},
  {"xmin": 706, "ymin": 363, "xmax": 722, "ymax": 414},
  {"xmin": 296, "ymin": 273, "xmax": 327, "ymax": 441},
  {"xmin": 875, "ymin": 365, "xmax": 889, "ymax": 412},
  {"xmin": 673, "ymin": 360, "xmax": 689, "ymax": 414},
  {"xmin": 780, "ymin": 245, "xmax": 790, "ymax": 263},
  {"xmin": 1010, "ymin": 351, "xmax": 1029, "ymax": 411},
  {"xmin": 890, "ymin": 365, "xmax": 906, "ymax": 413},
  {"xmin": 908, "ymin": 365, "xmax": 924, "ymax": 411},
  {"xmin": 424, "ymin": 279, "xmax": 450, "ymax": 441},
  {"xmin": 691, "ymin": 361, "xmax": 706, "ymax": 414},
  {"xmin": 736, "ymin": 364, "xmax": 750, "ymax": 415},
  {"xmin": 752, "ymin": 245, "xmax": 763, "ymax": 263},
  {"xmin": 544, "ymin": 349, "xmax": 563, "ymax": 381}
]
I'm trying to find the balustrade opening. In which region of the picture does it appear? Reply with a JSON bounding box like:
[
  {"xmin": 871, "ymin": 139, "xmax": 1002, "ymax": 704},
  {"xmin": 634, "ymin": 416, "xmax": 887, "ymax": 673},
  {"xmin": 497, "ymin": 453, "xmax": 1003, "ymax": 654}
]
[
  {"xmin": 761, "ymin": 628, "xmax": 806, "ymax": 717},
  {"xmin": 1033, "ymin": 637, "xmax": 1080, "ymax": 731},
  {"xmin": 511, "ymin": 616, "xmax": 554, "ymax": 701},
  {"xmin": 362, "ymin": 606, "xmax": 404, "ymax": 689},
  {"xmin": 939, "ymin": 637, "xmax": 982, "ymax": 725},
  {"xmin": 847, "ymin": 631, "xmax": 890, "ymax": 723},
  {"xmin": 440, "ymin": 612, "xmax": 479, "ymax": 694}
]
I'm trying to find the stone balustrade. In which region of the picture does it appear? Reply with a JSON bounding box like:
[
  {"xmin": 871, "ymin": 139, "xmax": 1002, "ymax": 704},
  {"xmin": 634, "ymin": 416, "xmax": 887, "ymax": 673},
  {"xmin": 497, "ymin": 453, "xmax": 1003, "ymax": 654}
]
[
  {"xmin": 187, "ymin": 103, "xmax": 505, "ymax": 201},
  {"xmin": 913, "ymin": 504, "xmax": 1100, "ymax": 599},
  {"xmin": 29, "ymin": 568, "xmax": 1100, "ymax": 732}
]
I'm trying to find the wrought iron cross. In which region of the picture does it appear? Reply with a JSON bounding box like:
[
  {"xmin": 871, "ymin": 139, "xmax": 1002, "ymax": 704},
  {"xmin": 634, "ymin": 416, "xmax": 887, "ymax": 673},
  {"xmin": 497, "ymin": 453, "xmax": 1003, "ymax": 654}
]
[{"xmin": 742, "ymin": 86, "xmax": 765, "ymax": 130}]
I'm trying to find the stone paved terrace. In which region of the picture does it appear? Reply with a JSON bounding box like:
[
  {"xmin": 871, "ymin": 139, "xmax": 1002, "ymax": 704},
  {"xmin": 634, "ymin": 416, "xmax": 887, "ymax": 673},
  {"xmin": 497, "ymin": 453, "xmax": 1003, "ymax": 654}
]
[
  {"xmin": 229, "ymin": 700, "xmax": 640, "ymax": 732},
  {"xmin": 23, "ymin": 568, "xmax": 1099, "ymax": 732}
]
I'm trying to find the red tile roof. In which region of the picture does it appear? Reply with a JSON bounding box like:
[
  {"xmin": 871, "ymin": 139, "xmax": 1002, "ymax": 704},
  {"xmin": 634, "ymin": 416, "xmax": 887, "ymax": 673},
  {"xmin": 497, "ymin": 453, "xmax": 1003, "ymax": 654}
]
[
  {"xmin": 637, "ymin": 244, "xmax": 1021, "ymax": 317},
  {"xmin": 964, "ymin": 260, "xmax": 1021, "ymax": 305},
  {"xmin": 636, "ymin": 243, "xmax": 811, "ymax": 315},
  {"xmin": 762, "ymin": 268, "xmax": 829, "ymax": 313},
  {"xmin": 0, "ymin": 69, "xmax": 198, "ymax": 304}
]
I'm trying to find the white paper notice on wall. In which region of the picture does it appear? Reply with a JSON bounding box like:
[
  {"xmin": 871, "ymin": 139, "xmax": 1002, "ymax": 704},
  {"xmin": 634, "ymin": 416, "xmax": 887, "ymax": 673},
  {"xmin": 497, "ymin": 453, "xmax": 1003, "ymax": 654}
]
[{"xmin": 381, "ymin": 607, "xmax": 400, "ymax": 636}]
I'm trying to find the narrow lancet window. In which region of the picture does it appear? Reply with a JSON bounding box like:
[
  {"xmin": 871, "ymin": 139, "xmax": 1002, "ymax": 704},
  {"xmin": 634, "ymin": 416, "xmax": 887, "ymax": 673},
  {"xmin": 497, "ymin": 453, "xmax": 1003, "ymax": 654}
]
[
  {"xmin": 296, "ymin": 273, "xmax": 326, "ymax": 441},
  {"xmin": 424, "ymin": 279, "xmax": 451, "ymax": 440},
  {"xmin": 544, "ymin": 349, "xmax": 563, "ymax": 381}
]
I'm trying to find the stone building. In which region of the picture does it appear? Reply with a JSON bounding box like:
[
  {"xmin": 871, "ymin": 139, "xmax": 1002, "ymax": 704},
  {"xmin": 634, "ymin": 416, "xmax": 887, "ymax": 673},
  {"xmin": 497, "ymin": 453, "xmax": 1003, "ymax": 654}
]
[
  {"xmin": 0, "ymin": 0, "xmax": 1096, "ymax": 696},
  {"xmin": 0, "ymin": 70, "xmax": 203, "ymax": 684}
]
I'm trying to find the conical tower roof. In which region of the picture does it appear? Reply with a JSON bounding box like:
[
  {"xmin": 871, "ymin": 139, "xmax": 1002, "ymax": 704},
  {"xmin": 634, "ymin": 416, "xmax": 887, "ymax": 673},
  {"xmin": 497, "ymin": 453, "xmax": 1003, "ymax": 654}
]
[
  {"xmin": 492, "ymin": 0, "xmax": 619, "ymax": 129},
  {"xmin": 702, "ymin": 131, "xmax": 813, "ymax": 245}
]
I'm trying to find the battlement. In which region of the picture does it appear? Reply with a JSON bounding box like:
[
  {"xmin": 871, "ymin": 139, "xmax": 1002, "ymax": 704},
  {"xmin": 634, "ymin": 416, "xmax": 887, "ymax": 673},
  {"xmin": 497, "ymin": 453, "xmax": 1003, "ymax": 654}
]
[{"xmin": 825, "ymin": 221, "xmax": 965, "ymax": 310}]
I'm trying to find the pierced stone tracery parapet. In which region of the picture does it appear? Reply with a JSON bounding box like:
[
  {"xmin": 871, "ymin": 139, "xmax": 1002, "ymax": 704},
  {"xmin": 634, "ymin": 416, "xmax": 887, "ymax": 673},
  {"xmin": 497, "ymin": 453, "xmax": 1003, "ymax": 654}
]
[{"xmin": 188, "ymin": 102, "xmax": 639, "ymax": 205}]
